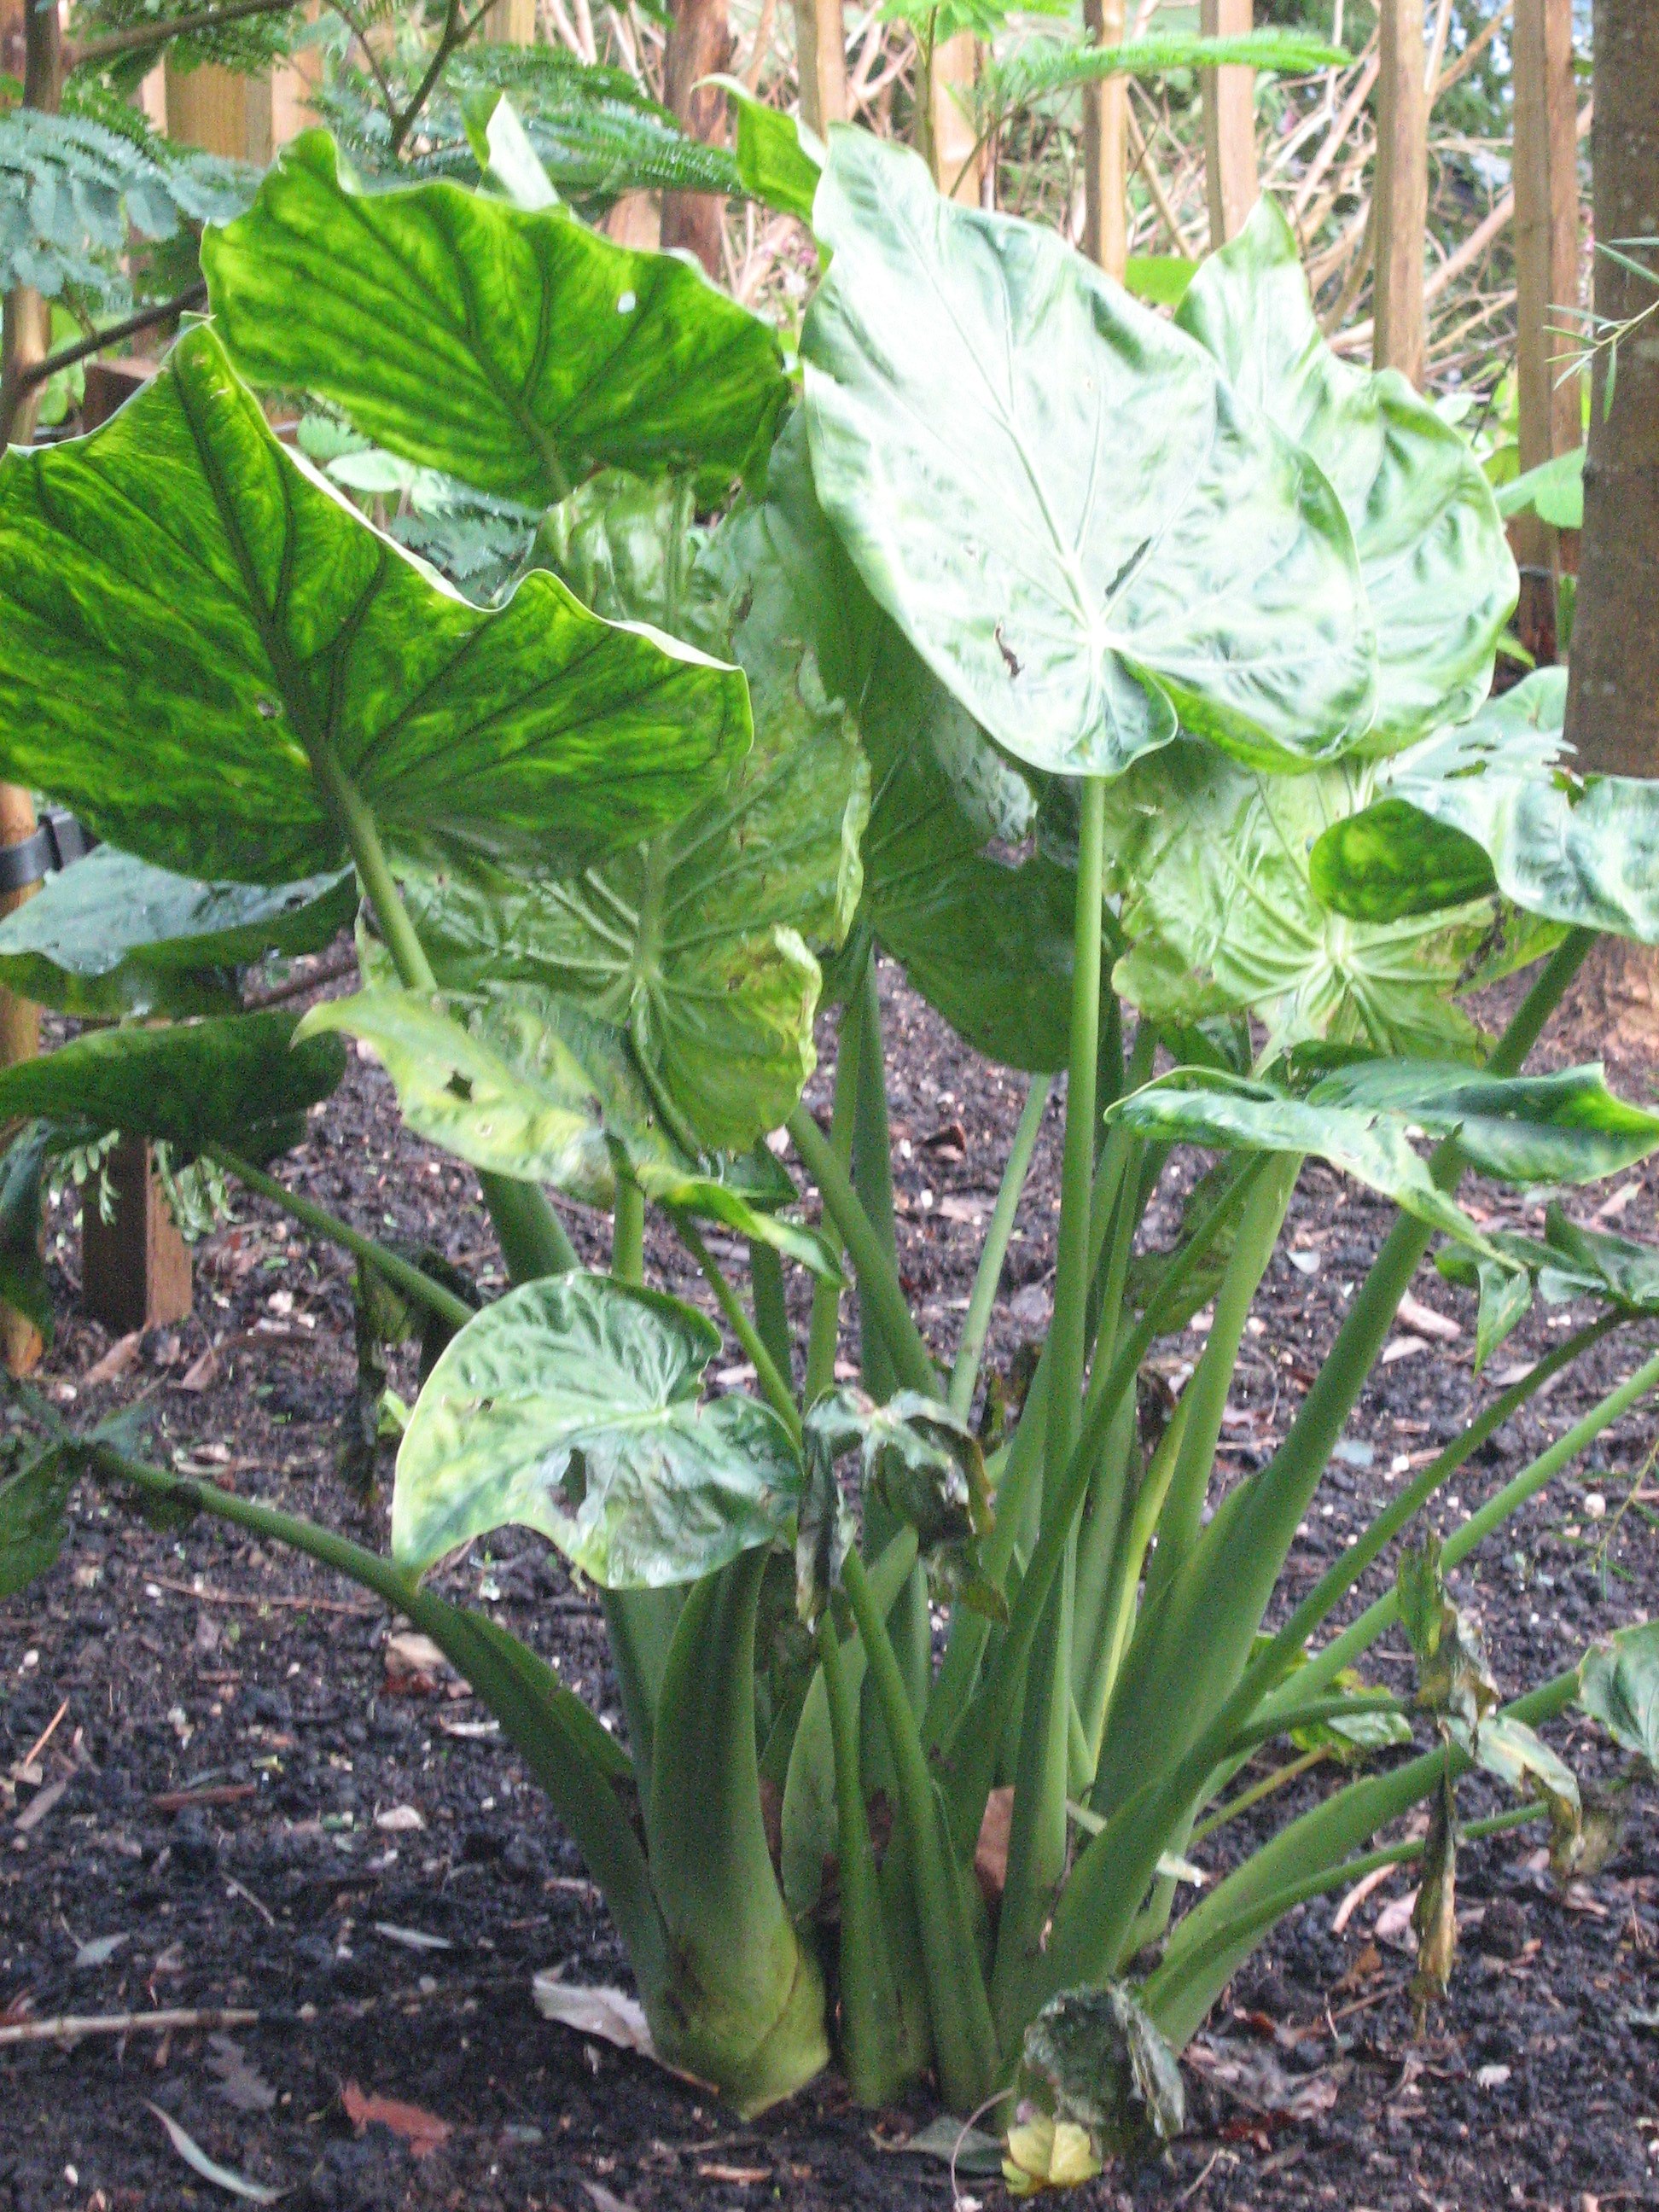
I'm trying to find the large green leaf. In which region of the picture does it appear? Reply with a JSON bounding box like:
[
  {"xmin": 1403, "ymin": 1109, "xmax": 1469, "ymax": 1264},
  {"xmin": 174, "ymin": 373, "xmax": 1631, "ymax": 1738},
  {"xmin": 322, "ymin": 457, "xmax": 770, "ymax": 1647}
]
[
  {"xmin": 0, "ymin": 1010, "xmax": 345, "ymax": 1153},
  {"xmin": 393, "ymin": 1272, "xmax": 801, "ymax": 1583},
  {"xmin": 1579, "ymin": 1621, "xmax": 1659, "ymax": 1774},
  {"xmin": 1102, "ymin": 736, "xmax": 1542, "ymax": 1062},
  {"xmin": 1310, "ymin": 672, "xmax": 1659, "ymax": 942},
  {"xmin": 1107, "ymin": 1059, "xmax": 1659, "ymax": 1256},
  {"xmin": 203, "ymin": 130, "xmax": 789, "ymax": 505},
  {"xmin": 801, "ymin": 131, "xmax": 1374, "ymax": 780},
  {"xmin": 701, "ymin": 410, "xmax": 1077, "ymax": 1068},
  {"xmin": 1175, "ymin": 197, "xmax": 1514, "ymax": 749},
  {"xmin": 0, "ymin": 1126, "xmax": 51, "ymax": 1343},
  {"xmin": 0, "ymin": 848, "xmax": 354, "ymax": 1020},
  {"xmin": 0, "ymin": 1445, "xmax": 77, "ymax": 1601},
  {"xmin": 298, "ymin": 982, "xmax": 838, "ymax": 1273},
  {"xmin": 0, "ymin": 325, "xmax": 748, "ymax": 888},
  {"xmin": 1438, "ymin": 1202, "xmax": 1659, "ymax": 1362}
]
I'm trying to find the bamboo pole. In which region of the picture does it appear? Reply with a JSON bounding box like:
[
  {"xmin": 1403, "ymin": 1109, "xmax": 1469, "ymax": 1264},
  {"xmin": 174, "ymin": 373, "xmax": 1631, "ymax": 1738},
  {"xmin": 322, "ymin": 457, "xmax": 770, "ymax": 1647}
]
[
  {"xmin": 0, "ymin": 786, "xmax": 42, "ymax": 1377},
  {"xmin": 1200, "ymin": 0, "xmax": 1258, "ymax": 246},
  {"xmin": 793, "ymin": 0, "xmax": 847, "ymax": 131},
  {"xmin": 1511, "ymin": 0, "xmax": 1581, "ymax": 662},
  {"xmin": 1371, "ymin": 0, "xmax": 1429, "ymax": 385},
  {"xmin": 1082, "ymin": 0, "xmax": 1127, "ymax": 276},
  {"xmin": 928, "ymin": 31, "xmax": 982, "ymax": 205},
  {"xmin": 662, "ymin": 0, "xmax": 734, "ymax": 273},
  {"xmin": 481, "ymin": 0, "xmax": 537, "ymax": 39}
]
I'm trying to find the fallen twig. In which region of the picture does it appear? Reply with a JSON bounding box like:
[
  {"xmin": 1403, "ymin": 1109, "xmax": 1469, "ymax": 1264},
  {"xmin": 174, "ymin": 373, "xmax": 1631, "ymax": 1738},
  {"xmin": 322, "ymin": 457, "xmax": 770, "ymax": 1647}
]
[{"xmin": 0, "ymin": 2005, "xmax": 258, "ymax": 2049}]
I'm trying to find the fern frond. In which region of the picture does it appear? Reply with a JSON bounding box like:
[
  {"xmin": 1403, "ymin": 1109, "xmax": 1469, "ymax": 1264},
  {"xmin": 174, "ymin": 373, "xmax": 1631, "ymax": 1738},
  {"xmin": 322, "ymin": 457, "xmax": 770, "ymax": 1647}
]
[
  {"xmin": 67, "ymin": 0, "xmax": 302, "ymax": 84},
  {"xmin": 977, "ymin": 27, "xmax": 1346, "ymax": 121}
]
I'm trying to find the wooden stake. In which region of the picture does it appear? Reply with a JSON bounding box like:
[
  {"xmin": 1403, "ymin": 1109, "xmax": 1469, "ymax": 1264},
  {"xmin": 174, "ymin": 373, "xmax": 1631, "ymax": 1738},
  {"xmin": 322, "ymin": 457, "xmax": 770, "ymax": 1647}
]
[
  {"xmin": 81, "ymin": 1138, "xmax": 192, "ymax": 1336},
  {"xmin": 662, "ymin": 0, "xmax": 734, "ymax": 274},
  {"xmin": 480, "ymin": 0, "xmax": 537, "ymax": 40},
  {"xmin": 928, "ymin": 31, "xmax": 982, "ymax": 206},
  {"xmin": 792, "ymin": 0, "xmax": 846, "ymax": 131},
  {"xmin": 1081, "ymin": 0, "xmax": 1127, "ymax": 277},
  {"xmin": 1200, "ymin": 0, "xmax": 1258, "ymax": 247},
  {"xmin": 1372, "ymin": 0, "xmax": 1429, "ymax": 386},
  {"xmin": 1511, "ymin": 0, "xmax": 1581, "ymax": 663},
  {"xmin": 0, "ymin": 783, "xmax": 43, "ymax": 1379}
]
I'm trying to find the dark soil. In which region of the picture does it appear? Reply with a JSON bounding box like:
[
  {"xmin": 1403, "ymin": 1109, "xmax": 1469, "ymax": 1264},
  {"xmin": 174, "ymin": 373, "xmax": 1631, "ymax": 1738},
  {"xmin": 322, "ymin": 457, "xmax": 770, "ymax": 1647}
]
[{"xmin": 3, "ymin": 952, "xmax": 1657, "ymax": 2212}]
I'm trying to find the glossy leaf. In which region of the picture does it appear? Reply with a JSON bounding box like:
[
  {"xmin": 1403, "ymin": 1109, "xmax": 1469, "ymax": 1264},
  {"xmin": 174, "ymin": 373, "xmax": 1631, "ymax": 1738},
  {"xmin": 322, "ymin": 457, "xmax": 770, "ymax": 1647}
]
[
  {"xmin": 1103, "ymin": 737, "xmax": 1539, "ymax": 1062},
  {"xmin": 0, "ymin": 848, "xmax": 354, "ymax": 1020},
  {"xmin": 1310, "ymin": 672, "xmax": 1659, "ymax": 942},
  {"xmin": 711, "ymin": 77, "xmax": 823, "ymax": 223},
  {"xmin": 393, "ymin": 1272, "xmax": 801, "ymax": 1584},
  {"xmin": 802, "ymin": 131, "xmax": 1374, "ymax": 780},
  {"xmin": 0, "ymin": 1010, "xmax": 344, "ymax": 1155},
  {"xmin": 300, "ymin": 983, "xmax": 838, "ymax": 1274},
  {"xmin": 0, "ymin": 1444, "xmax": 77, "ymax": 1601},
  {"xmin": 204, "ymin": 130, "xmax": 789, "ymax": 504},
  {"xmin": 1578, "ymin": 1621, "xmax": 1659, "ymax": 1774},
  {"xmin": 702, "ymin": 410, "xmax": 1075, "ymax": 1068},
  {"xmin": 0, "ymin": 326, "xmax": 748, "ymax": 888},
  {"xmin": 1176, "ymin": 197, "xmax": 1514, "ymax": 748}
]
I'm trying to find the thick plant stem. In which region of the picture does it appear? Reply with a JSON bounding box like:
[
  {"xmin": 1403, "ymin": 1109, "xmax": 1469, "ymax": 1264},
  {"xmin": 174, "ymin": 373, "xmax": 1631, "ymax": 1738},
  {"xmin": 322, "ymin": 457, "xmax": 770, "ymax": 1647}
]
[
  {"xmin": 749, "ymin": 1237, "xmax": 792, "ymax": 1391},
  {"xmin": 852, "ymin": 958, "xmax": 899, "ymax": 1401},
  {"xmin": 675, "ymin": 1217, "xmax": 801, "ymax": 1441},
  {"xmin": 949, "ymin": 1076, "xmax": 1050, "ymax": 1421},
  {"xmin": 841, "ymin": 1548, "xmax": 1000, "ymax": 2111},
  {"xmin": 85, "ymin": 1446, "xmax": 665, "ymax": 1980},
  {"xmin": 611, "ymin": 1176, "xmax": 646, "ymax": 1284},
  {"xmin": 1047, "ymin": 776, "xmax": 1108, "ymax": 1479},
  {"xmin": 804, "ymin": 989, "xmax": 864, "ymax": 1404},
  {"xmin": 789, "ymin": 1107, "xmax": 937, "ymax": 1396},
  {"xmin": 207, "ymin": 1147, "xmax": 475, "ymax": 1330}
]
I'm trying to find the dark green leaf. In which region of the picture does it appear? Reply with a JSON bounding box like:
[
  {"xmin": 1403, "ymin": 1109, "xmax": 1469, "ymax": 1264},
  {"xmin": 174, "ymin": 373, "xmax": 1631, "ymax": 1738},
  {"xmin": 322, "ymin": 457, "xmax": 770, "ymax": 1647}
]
[
  {"xmin": 801, "ymin": 131, "xmax": 1374, "ymax": 780},
  {"xmin": 1013, "ymin": 1982, "xmax": 1185, "ymax": 2185},
  {"xmin": 393, "ymin": 1271, "xmax": 801, "ymax": 1584},
  {"xmin": 0, "ymin": 1011, "xmax": 344, "ymax": 1155},
  {"xmin": 0, "ymin": 849, "xmax": 354, "ymax": 1021},
  {"xmin": 0, "ymin": 1442, "xmax": 76, "ymax": 1599},
  {"xmin": 0, "ymin": 326, "xmax": 748, "ymax": 888},
  {"xmin": 203, "ymin": 130, "xmax": 789, "ymax": 504},
  {"xmin": 1176, "ymin": 197, "xmax": 1514, "ymax": 748},
  {"xmin": 1310, "ymin": 671, "xmax": 1659, "ymax": 942},
  {"xmin": 1579, "ymin": 1620, "xmax": 1659, "ymax": 1773},
  {"xmin": 708, "ymin": 77, "xmax": 822, "ymax": 224},
  {"xmin": 0, "ymin": 1125, "xmax": 51, "ymax": 1343}
]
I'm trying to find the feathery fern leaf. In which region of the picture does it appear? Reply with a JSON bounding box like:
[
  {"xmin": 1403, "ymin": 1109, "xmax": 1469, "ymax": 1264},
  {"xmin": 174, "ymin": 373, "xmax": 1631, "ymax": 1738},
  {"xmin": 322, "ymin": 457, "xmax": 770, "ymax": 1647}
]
[{"xmin": 976, "ymin": 27, "xmax": 1345, "ymax": 122}]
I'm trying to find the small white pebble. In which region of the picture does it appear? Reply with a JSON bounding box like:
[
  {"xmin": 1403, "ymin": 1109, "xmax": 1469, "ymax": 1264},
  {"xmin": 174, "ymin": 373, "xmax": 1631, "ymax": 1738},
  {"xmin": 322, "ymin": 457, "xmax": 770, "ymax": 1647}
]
[{"xmin": 1585, "ymin": 1492, "xmax": 1607, "ymax": 1520}]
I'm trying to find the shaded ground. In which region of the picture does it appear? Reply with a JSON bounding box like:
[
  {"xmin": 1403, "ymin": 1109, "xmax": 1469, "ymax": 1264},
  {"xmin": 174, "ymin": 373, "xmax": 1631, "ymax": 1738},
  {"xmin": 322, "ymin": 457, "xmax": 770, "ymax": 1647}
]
[{"xmin": 2, "ymin": 953, "xmax": 1656, "ymax": 2211}]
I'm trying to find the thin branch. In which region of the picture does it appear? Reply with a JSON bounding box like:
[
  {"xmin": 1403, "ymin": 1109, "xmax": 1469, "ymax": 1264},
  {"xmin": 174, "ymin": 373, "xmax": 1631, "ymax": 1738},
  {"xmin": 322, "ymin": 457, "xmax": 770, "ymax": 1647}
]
[
  {"xmin": 1433, "ymin": 0, "xmax": 1512, "ymax": 104},
  {"xmin": 14, "ymin": 280, "xmax": 205, "ymax": 394},
  {"xmin": 1126, "ymin": 105, "xmax": 1194, "ymax": 258},
  {"xmin": 334, "ymin": 0, "xmax": 399, "ymax": 131},
  {"xmin": 0, "ymin": 2007, "xmax": 259, "ymax": 2048},
  {"xmin": 67, "ymin": 0, "xmax": 304, "ymax": 67}
]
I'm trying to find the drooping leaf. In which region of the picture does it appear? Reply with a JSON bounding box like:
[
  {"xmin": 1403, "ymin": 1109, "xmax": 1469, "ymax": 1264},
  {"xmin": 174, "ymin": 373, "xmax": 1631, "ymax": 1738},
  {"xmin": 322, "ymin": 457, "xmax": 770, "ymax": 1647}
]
[
  {"xmin": 203, "ymin": 130, "xmax": 789, "ymax": 505},
  {"xmin": 1410, "ymin": 1768, "xmax": 1458, "ymax": 2027},
  {"xmin": 710, "ymin": 77, "xmax": 823, "ymax": 224},
  {"xmin": 701, "ymin": 410, "xmax": 1075, "ymax": 1069},
  {"xmin": 1175, "ymin": 196, "xmax": 1514, "ymax": 749},
  {"xmin": 1102, "ymin": 736, "xmax": 1540, "ymax": 1063},
  {"xmin": 801, "ymin": 1388, "xmax": 1004, "ymax": 1620},
  {"xmin": 1310, "ymin": 671, "xmax": 1659, "ymax": 943},
  {"xmin": 393, "ymin": 1272, "xmax": 801, "ymax": 1583},
  {"xmin": 1578, "ymin": 1620, "xmax": 1659, "ymax": 1774},
  {"xmin": 0, "ymin": 849, "xmax": 355, "ymax": 1021},
  {"xmin": 1397, "ymin": 1532, "xmax": 1499, "ymax": 1736},
  {"xmin": 1438, "ymin": 1202, "xmax": 1659, "ymax": 1366},
  {"xmin": 0, "ymin": 1442, "xmax": 76, "ymax": 1599},
  {"xmin": 801, "ymin": 131, "xmax": 1374, "ymax": 781},
  {"xmin": 299, "ymin": 983, "xmax": 837, "ymax": 1273},
  {"xmin": 0, "ymin": 326, "xmax": 748, "ymax": 888},
  {"xmin": 1008, "ymin": 1982, "xmax": 1185, "ymax": 2194},
  {"xmin": 0, "ymin": 1011, "xmax": 344, "ymax": 1157},
  {"xmin": 0, "ymin": 1125, "xmax": 52, "ymax": 1344},
  {"xmin": 1288, "ymin": 1666, "xmax": 1414, "ymax": 1763},
  {"xmin": 1470, "ymin": 1712, "xmax": 1581, "ymax": 1872},
  {"xmin": 1495, "ymin": 445, "xmax": 1584, "ymax": 530}
]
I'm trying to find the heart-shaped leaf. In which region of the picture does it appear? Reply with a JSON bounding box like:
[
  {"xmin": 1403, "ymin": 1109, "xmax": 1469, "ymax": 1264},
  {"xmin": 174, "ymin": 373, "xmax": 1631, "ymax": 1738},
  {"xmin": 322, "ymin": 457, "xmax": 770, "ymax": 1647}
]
[
  {"xmin": 0, "ymin": 848, "xmax": 355, "ymax": 1020},
  {"xmin": 802, "ymin": 131, "xmax": 1374, "ymax": 778},
  {"xmin": 393, "ymin": 1272, "xmax": 801, "ymax": 1584},
  {"xmin": 203, "ymin": 130, "xmax": 789, "ymax": 504},
  {"xmin": 1175, "ymin": 197, "xmax": 1514, "ymax": 749},
  {"xmin": 0, "ymin": 1010, "xmax": 345, "ymax": 1154},
  {"xmin": 1579, "ymin": 1621, "xmax": 1659, "ymax": 1774},
  {"xmin": 1102, "ymin": 736, "xmax": 1543, "ymax": 1062},
  {"xmin": 1309, "ymin": 672, "xmax": 1659, "ymax": 942},
  {"xmin": 0, "ymin": 325, "xmax": 748, "ymax": 888},
  {"xmin": 701, "ymin": 410, "xmax": 1076, "ymax": 1068},
  {"xmin": 1108, "ymin": 1060, "xmax": 1659, "ymax": 1257},
  {"xmin": 1438, "ymin": 1202, "xmax": 1659, "ymax": 1365},
  {"xmin": 300, "ymin": 982, "xmax": 838, "ymax": 1274}
]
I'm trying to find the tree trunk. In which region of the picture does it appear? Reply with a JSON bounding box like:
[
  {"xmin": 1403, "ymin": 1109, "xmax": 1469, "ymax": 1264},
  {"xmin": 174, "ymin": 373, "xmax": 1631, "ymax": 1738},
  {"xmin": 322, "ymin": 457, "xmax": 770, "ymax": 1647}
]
[
  {"xmin": 0, "ymin": 0, "xmax": 63, "ymax": 450},
  {"xmin": 792, "ymin": 0, "xmax": 846, "ymax": 134},
  {"xmin": 1564, "ymin": 0, "xmax": 1659, "ymax": 1040},
  {"xmin": 926, "ymin": 32, "xmax": 982, "ymax": 205},
  {"xmin": 661, "ymin": 0, "xmax": 732, "ymax": 276},
  {"xmin": 1372, "ymin": 0, "xmax": 1428, "ymax": 386},
  {"xmin": 1200, "ymin": 0, "xmax": 1257, "ymax": 247}
]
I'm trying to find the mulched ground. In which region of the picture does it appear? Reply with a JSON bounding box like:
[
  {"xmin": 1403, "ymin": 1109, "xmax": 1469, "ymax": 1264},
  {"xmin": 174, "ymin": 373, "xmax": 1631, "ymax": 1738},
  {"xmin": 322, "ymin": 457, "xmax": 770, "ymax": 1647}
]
[{"xmin": 2, "ymin": 949, "xmax": 1656, "ymax": 2212}]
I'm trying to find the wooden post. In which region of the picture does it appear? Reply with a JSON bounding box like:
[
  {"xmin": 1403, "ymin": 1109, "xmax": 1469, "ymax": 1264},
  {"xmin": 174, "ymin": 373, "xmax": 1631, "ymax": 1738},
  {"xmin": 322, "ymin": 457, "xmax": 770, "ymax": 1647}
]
[
  {"xmin": 480, "ymin": 0, "xmax": 538, "ymax": 41},
  {"xmin": 1372, "ymin": 0, "xmax": 1429, "ymax": 386},
  {"xmin": 793, "ymin": 0, "xmax": 847, "ymax": 133},
  {"xmin": 0, "ymin": 785, "xmax": 44, "ymax": 1377},
  {"xmin": 1511, "ymin": 0, "xmax": 1581, "ymax": 664},
  {"xmin": 1082, "ymin": 0, "xmax": 1127, "ymax": 276},
  {"xmin": 1200, "ymin": 0, "xmax": 1258, "ymax": 247},
  {"xmin": 165, "ymin": 62, "xmax": 272, "ymax": 161},
  {"xmin": 928, "ymin": 31, "xmax": 982, "ymax": 206},
  {"xmin": 72, "ymin": 364, "xmax": 194, "ymax": 1340}
]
